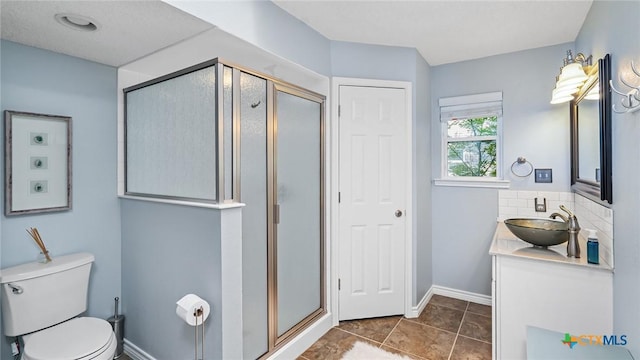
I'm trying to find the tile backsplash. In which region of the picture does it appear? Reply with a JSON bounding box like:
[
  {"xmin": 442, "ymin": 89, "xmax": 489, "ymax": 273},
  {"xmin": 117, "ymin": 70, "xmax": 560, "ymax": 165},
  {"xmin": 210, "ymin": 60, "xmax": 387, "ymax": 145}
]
[
  {"xmin": 498, "ymin": 190, "xmax": 574, "ymax": 220},
  {"xmin": 574, "ymin": 194, "xmax": 614, "ymax": 268},
  {"xmin": 498, "ymin": 190, "xmax": 614, "ymax": 268}
]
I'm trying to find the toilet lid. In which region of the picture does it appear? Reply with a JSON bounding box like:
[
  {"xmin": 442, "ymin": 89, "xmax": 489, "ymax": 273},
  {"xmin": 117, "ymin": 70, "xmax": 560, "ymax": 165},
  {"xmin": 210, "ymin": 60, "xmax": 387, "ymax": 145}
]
[{"xmin": 24, "ymin": 317, "xmax": 114, "ymax": 360}]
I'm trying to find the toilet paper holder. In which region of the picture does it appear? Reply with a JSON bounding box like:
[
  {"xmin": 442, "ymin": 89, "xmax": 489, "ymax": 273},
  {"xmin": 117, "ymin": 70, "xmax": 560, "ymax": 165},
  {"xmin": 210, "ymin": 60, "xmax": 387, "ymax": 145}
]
[
  {"xmin": 194, "ymin": 307, "xmax": 203, "ymax": 318},
  {"xmin": 176, "ymin": 294, "xmax": 209, "ymax": 360},
  {"xmin": 194, "ymin": 306, "xmax": 205, "ymax": 360}
]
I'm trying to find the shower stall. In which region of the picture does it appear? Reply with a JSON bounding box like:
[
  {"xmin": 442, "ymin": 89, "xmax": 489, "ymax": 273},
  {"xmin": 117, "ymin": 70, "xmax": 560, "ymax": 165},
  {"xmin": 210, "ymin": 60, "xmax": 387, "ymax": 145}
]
[{"xmin": 124, "ymin": 59, "xmax": 325, "ymax": 359}]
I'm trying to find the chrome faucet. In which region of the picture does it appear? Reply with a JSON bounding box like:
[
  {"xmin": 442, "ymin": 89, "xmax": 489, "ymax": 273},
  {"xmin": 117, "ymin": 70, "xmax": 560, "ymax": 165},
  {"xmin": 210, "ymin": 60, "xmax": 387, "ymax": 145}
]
[
  {"xmin": 549, "ymin": 205, "xmax": 580, "ymax": 258},
  {"xmin": 549, "ymin": 212, "xmax": 568, "ymax": 222}
]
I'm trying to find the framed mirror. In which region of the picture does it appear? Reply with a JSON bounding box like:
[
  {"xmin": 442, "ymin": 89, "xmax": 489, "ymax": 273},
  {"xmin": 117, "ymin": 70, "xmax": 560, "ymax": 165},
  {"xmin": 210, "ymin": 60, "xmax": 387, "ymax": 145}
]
[{"xmin": 570, "ymin": 54, "xmax": 612, "ymax": 204}]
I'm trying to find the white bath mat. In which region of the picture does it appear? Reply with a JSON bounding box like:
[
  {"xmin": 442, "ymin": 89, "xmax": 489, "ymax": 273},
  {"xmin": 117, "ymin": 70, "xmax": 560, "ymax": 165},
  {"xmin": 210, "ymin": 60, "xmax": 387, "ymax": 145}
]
[{"xmin": 341, "ymin": 341, "xmax": 412, "ymax": 360}]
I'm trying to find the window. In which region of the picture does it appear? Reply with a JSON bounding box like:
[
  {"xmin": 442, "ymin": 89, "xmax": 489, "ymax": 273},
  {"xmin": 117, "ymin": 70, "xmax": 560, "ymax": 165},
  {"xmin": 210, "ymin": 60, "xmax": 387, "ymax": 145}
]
[{"xmin": 437, "ymin": 92, "xmax": 507, "ymax": 188}]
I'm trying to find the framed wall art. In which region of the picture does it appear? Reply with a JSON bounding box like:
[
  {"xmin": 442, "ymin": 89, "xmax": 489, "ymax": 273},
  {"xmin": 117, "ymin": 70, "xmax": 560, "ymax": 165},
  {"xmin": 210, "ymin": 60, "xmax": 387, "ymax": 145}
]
[{"xmin": 5, "ymin": 110, "xmax": 72, "ymax": 216}]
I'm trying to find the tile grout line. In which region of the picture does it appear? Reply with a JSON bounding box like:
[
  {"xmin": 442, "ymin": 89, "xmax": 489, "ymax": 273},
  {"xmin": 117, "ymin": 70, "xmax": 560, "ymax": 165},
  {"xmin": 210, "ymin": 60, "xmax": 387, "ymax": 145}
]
[
  {"xmin": 381, "ymin": 318, "xmax": 429, "ymax": 360},
  {"xmin": 402, "ymin": 316, "xmax": 459, "ymax": 336},
  {"xmin": 334, "ymin": 327, "xmax": 383, "ymax": 346},
  {"xmin": 457, "ymin": 333, "xmax": 492, "ymax": 345},
  {"xmin": 430, "ymin": 297, "xmax": 469, "ymax": 313},
  {"xmin": 465, "ymin": 303, "xmax": 492, "ymax": 318},
  {"xmin": 334, "ymin": 322, "xmax": 431, "ymax": 359},
  {"xmin": 447, "ymin": 301, "xmax": 470, "ymax": 360},
  {"xmin": 380, "ymin": 317, "xmax": 404, "ymax": 347}
]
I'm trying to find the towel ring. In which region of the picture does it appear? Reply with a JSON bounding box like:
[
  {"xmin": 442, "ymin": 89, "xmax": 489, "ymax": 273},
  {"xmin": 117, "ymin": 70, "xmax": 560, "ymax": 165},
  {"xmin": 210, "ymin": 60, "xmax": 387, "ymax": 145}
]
[{"xmin": 511, "ymin": 157, "xmax": 533, "ymax": 177}]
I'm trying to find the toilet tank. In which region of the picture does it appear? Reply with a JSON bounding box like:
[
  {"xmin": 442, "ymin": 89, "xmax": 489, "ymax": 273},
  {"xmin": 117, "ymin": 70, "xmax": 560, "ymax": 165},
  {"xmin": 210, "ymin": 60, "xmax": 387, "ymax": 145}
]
[{"xmin": 0, "ymin": 253, "xmax": 95, "ymax": 337}]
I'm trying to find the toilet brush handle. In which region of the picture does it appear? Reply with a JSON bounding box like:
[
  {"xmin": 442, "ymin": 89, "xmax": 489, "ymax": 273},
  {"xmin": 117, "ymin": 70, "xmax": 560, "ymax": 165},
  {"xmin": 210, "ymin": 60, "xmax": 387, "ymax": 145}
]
[{"xmin": 114, "ymin": 297, "xmax": 119, "ymax": 318}]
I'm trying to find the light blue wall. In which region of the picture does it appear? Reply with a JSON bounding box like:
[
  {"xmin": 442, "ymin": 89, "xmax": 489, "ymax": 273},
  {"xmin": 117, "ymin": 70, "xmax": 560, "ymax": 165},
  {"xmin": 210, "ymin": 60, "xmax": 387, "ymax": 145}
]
[
  {"xmin": 331, "ymin": 40, "xmax": 433, "ymax": 305},
  {"xmin": 330, "ymin": 41, "xmax": 418, "ymax": 81},
  {"xmin": 164, "ymin": 0, "xmax": 332, "ymax": 76},
  {"xmin": 120, "ymin": 200, "xmax": 224, "ymax": 359},
  {"xmin": 430, "ymin": 43, "xmax": 572, "ymax": 295},
  {"xmin": 0, "ymin": 40, "xmax": 120, "ymax": 359},
  {"xmin": 576, "ymin": 1, "xmax": 640, "ymax": 356}
]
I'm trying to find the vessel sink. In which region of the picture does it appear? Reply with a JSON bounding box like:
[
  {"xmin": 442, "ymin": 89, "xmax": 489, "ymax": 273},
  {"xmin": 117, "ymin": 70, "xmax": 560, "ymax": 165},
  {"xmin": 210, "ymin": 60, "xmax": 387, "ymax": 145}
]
[{"xmin": 504, "ymin": 218, "xmax": 569, "ymax": 247}]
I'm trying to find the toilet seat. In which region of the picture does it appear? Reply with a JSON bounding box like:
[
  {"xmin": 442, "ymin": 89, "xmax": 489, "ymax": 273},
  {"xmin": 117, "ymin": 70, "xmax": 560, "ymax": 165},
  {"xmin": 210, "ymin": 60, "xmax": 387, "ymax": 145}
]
[{"xmin": 22, "ymin": 317, "xmax": 116, "ymax": 360}]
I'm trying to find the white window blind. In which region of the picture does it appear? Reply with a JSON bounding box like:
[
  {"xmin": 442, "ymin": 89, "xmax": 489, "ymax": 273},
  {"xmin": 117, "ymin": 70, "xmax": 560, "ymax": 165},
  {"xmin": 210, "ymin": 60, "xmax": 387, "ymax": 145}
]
[{"xmin": 440, "ymin": 91, "xmax": 503, "ymax": 122}]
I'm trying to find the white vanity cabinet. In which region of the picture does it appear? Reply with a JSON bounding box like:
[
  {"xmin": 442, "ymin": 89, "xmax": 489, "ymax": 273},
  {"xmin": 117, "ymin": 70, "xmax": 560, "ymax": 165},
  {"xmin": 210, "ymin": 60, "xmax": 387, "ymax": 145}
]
[{"xmin": 490, "ymin": 222, "xmax": 613, "ymax": 360}]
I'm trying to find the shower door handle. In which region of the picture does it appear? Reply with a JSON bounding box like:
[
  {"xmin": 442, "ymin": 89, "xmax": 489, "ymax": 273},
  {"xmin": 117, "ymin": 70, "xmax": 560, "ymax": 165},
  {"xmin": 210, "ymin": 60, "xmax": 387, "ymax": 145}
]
[
  {"xmin": 7, "ymin": 283, "xmax": 23, "ymax": 295},
  {"xmin": 274, "ymin": 204, "xmax": 280, "ymax": 224}
]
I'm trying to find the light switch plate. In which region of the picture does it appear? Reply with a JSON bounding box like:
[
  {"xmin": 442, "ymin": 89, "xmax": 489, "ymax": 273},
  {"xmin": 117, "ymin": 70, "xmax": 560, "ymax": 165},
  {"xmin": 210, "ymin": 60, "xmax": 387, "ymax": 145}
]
[{"xmin": 535, "ymin": 169, "xmax": 552, "ymax": 183}]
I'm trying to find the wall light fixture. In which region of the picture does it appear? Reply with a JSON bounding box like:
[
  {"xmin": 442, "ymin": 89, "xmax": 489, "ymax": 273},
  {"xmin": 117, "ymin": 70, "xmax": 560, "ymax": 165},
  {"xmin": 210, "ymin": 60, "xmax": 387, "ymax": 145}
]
[{"xmin": 550, "ymin": 50, "xmax": 592, "ymax": 104}]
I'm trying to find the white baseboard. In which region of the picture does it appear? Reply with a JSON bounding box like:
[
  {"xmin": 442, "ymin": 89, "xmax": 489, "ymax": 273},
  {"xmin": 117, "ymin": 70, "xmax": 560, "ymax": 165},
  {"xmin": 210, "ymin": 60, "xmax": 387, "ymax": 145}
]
[
  {"xmin": 123, "ymin": 339, "xmax": 158, "ymax": 360},
  {"xmin": 407, "ymin": 287, "xmax": 433, "ymax": 318},
  {"xmin": 431, "ymin": 285, "xmax": 492, "ymax": 306},
  {"xmin": 408, "ymin": 285, "xmax": 491, "ymax": 318}
]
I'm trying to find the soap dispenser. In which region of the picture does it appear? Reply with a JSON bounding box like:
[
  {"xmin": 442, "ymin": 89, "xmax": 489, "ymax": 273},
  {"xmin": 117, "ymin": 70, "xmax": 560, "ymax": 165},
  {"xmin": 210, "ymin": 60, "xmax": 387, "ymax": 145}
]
[{"xmin": 586, "ymin": 229, "xmax": 599, "ymax": 264}]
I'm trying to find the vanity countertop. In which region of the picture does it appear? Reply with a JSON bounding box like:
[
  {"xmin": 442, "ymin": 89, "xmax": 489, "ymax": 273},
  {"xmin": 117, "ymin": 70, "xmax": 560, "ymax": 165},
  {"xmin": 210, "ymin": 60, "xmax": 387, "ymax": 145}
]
[{"xmin": 489, "ymin": 221, "xmax": 612, "ymax": 271}]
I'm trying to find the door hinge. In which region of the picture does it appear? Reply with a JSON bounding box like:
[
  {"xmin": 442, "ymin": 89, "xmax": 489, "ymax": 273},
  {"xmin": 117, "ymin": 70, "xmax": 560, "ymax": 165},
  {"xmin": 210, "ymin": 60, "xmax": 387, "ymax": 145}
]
[
  {"xmin": 338, "ymin": 105, "xmax": 341, "ymax": 117},
  {"xmin": 338, "ymin": 278, "xmax": 341, "ymax": 291},
  {"xmin": 274, "ymin": 204, "xmax": 280, "ymax": 224},
  {"xmin": 338, "ymin": 192, "xmax": 341, "ymax": 203}
]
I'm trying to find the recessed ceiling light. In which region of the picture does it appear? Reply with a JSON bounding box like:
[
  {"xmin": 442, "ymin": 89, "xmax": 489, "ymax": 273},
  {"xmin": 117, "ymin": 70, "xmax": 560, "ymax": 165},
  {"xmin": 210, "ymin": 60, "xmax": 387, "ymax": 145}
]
[{"xmin": 54, "ymin": 13, "xmax": 99, "ymax": 32}]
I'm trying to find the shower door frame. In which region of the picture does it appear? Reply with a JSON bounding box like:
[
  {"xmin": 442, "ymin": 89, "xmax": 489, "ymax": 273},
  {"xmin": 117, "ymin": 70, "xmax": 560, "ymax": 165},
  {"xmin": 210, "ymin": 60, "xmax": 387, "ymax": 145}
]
[
  {"xmin": 225, "ymin": 58, "xmax": 326, "ymax": 358},
  {"xmin": 266, "ymin": 81, "xmax": 327, "ymax": 353}
]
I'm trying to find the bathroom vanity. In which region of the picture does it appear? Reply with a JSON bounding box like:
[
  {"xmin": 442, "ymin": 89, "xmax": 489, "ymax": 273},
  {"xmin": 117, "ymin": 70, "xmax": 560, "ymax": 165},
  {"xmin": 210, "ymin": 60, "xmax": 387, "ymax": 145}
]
[{"xmin": 490, "ymin": 221, "xmax": 613, "ymax": 360}]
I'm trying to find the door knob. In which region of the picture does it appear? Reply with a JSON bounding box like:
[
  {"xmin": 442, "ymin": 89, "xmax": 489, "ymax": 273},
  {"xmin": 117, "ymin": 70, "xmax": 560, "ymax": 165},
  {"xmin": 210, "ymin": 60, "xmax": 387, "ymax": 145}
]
[{"xmin": 395, "ymin": 210, "xmax": 403, "ymax": 218}]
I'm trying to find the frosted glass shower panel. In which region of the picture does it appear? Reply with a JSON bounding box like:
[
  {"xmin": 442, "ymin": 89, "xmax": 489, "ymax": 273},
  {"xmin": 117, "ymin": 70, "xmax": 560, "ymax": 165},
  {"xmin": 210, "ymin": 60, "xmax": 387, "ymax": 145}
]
[
  {"xmin": 239, "ymin": 72, "xmax": 269, "ymax": 359},
  {"xmin": 276, "ymin": 90, "xmax": 322, "ymax": 337},
  {"xmin": 126, "ymin": 66, "xmax": 217, "ymax": 200}
]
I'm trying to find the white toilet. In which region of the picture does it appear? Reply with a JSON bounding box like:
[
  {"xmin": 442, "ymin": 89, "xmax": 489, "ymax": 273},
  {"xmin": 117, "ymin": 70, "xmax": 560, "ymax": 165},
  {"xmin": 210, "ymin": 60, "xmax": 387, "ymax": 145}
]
[{"xmin": 1, "ymin": 253, "xmax": 116, "ymax": 360}]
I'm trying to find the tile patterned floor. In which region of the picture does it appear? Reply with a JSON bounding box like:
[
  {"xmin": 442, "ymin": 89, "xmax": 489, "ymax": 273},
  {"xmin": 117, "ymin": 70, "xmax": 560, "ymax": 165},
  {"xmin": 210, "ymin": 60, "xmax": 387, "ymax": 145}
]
[{"xmin": 299, "ymin": 295, "xmax": 492, "ymax": 360}]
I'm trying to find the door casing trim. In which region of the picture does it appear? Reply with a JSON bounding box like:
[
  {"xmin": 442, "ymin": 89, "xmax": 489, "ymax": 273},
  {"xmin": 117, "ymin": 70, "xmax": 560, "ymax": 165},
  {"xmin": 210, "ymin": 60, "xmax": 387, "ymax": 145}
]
[{"xmin": 330, "ymin": 77, "xmax": 414, "ymax": 325}]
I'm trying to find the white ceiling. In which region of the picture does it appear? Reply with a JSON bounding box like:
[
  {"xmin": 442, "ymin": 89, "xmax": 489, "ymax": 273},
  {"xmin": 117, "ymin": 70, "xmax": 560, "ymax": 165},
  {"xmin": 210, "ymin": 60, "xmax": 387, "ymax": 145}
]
[
  {"xmin": 0, "ymin": 1, "xmax": 213, "ymax": 67},
  {"xmin": 0, "ymin": 1, "xmax": 593, "ymax": 68},
  {"xmin": 273, "ymin": 0, "xmax": 593, "ymax": 66}
]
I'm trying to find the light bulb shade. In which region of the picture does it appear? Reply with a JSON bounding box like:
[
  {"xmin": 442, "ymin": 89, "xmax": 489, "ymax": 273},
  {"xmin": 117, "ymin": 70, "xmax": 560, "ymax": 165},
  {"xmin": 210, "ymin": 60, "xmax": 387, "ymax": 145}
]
[
  {"xmin": 557, "ymin": 63, "xmax": 588, "ymax": 87},
  {"xmin": 550, "ymin": 93, "xmax": 574, "ymax": 104},
  {"xmin": 553, "ymin": 82, "xmax": 580, "ymax": 96},
  {"xmin": 550, "ymin": 87, "xmax": 575, "ymax": 104},
  {"xmin": 557, "ymin": 77, "xmax": 587, "ymax": 88}
]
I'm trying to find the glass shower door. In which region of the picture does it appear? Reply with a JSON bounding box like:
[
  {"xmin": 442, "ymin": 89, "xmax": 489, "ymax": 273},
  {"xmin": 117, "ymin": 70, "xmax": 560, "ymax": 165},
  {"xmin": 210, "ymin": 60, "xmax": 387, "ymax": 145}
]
[{"xmin": 273, "ymin": 86, "xmax": 325, "ymax": 340}]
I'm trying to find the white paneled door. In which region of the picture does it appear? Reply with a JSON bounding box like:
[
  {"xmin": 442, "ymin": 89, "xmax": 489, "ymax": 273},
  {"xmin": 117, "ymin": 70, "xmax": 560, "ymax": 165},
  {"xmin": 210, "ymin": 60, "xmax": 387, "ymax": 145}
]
[{"xmin": 338, "ymin": 85, "xmax": 407, "ymax": 320}]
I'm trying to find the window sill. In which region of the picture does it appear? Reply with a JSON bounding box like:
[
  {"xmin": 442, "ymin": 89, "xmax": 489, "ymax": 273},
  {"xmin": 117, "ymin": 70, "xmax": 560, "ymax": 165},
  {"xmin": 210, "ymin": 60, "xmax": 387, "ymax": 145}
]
[{"xmin": 433, "ymin": 178, "xmax": 510, "ymax": 189}]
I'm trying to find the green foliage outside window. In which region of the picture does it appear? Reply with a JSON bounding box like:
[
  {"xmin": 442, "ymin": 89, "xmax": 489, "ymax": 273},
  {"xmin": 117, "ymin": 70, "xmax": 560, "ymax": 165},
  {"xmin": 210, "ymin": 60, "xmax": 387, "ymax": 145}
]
[{"xmin": 447, "ymin": 116, "xmax": 497, "ymax": 177}]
